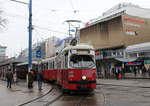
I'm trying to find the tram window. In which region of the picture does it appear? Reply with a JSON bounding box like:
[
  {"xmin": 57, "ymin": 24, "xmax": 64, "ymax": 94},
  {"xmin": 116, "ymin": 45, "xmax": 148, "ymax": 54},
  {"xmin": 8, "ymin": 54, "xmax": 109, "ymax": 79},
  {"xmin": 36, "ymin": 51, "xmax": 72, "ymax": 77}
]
[
  {"xmin": 70, "ymin": 55, "xmax": 95, "ymax": 68},
  {"xmin": 43, "ymin": 63, "xmax": 48, "ymax": 70},
  {"xmin": 52, "ymin": 61, "xmax": 54, "ymax": 69},
  {"xmin": 65, "ymin": 55, "xmax": 68, "ymax": 68}
]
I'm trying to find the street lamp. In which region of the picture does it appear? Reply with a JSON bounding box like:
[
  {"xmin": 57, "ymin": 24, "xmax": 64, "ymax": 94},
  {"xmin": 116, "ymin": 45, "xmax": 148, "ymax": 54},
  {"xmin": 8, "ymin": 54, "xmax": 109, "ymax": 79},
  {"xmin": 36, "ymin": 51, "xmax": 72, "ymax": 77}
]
[{"xmin": 10, "ymin": 0, "xmax": 32, "ymax": 72}]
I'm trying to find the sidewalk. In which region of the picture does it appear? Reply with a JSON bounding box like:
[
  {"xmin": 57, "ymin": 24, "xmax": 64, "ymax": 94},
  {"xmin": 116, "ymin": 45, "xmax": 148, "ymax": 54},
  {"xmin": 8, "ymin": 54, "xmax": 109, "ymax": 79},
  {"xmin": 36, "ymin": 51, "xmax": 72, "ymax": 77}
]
[
  {"xmin": 0, "ymin": 80, "xmax": 51, "ymax": 106},
  {"xmin": 123, "ymin": 73, "xmax": 150, "ymax": 79},
  {"xmin": 97, "ymin": 78, "xmax": 150, "ymax": 88}
]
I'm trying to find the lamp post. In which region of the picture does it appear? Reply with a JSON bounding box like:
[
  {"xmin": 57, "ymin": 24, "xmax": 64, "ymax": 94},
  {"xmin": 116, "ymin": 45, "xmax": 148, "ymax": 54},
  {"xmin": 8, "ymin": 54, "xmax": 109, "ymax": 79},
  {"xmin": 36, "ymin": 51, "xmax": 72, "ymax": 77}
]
[{"xmin": 10, "ymin": 0, "xmax": 32, "ymax": 72}]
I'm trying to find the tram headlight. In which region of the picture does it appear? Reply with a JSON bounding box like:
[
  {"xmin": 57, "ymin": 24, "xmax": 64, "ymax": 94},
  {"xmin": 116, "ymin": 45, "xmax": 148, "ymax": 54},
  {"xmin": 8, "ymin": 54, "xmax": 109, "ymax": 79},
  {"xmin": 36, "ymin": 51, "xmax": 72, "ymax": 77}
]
[{"xmin": 82, "ymin": 76, "xmax": 87, "ymax": 80}]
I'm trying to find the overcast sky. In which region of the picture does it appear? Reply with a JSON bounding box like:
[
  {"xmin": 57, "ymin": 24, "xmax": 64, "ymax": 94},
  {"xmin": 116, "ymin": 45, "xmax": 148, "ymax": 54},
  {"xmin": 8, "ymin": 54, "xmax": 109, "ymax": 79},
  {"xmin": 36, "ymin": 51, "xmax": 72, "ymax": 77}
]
[{"xmin": 0, "ymin": 0, "xmax": 150, "ymax": 57}]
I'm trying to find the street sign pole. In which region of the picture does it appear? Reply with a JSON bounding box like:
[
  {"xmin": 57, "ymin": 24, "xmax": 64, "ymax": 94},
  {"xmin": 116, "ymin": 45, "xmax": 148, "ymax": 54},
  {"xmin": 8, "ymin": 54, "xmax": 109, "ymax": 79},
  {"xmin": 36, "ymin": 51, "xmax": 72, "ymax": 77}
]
[{"xmin": 28, "ymin": 0, "xmax": 32, "ymax": 72}]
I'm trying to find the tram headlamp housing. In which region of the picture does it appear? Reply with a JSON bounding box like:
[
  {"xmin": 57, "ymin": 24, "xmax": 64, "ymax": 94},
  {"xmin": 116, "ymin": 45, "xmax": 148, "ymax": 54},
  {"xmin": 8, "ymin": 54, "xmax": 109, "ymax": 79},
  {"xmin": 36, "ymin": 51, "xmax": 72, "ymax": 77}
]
[{"xmin": 82, "ymin": 76, "xmax": 87, "ymax": 80}]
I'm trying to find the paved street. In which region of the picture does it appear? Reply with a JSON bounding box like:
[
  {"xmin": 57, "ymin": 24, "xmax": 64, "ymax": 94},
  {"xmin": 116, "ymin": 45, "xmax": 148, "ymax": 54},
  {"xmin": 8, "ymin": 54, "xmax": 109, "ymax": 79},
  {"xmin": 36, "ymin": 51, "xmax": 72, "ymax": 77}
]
[
  {"xmin": 1, "ymin": 79, "xmax": 150, "ymax": 106},
  {"xmin": 96, "ymin": 79, "xmax": 150, "ymax": 106}
]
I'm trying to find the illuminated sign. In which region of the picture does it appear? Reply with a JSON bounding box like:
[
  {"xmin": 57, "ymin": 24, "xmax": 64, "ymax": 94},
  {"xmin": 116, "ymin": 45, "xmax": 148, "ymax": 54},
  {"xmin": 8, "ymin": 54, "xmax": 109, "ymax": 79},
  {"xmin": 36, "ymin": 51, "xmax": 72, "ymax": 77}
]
[
  {"xmin": 124, "ymin": 18, "xmax": 145, "ymax": 24},
  {"xmin": 125, "ymin": 29, "xmax": 137, "ymax": 36},
  {"xmin": 124, "ymin": 22, "xmax": 140, "ymax": 27},
  {"xmin": 95, "ymin": 51, "xmax": 101, "ymax": 55},
  {"xmin": 125, "ymin": 62, "xmax": 142, "ymax": 65}
]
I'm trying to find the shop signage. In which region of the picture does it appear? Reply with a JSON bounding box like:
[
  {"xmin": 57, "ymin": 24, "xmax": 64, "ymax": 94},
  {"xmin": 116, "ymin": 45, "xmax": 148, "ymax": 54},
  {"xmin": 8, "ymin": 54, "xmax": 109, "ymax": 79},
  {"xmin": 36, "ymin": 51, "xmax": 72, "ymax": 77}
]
[
  {"xmin": 124, "ymin": 18, "xmax": 145, "ymax": 24},
  {"xmin": 125, "ymin": 62, "xmax": 142, "ymax": 65},
  {"xmin": 144, "ymin": 60, "xmax": 150, "ymax": 64},
  {"xmin": 125, "ymin": 29, "xmax": 137, "ymax": 36},
  {"xmin": 124, "ymin": 22, "xmax": 140, "ymax": 27}
]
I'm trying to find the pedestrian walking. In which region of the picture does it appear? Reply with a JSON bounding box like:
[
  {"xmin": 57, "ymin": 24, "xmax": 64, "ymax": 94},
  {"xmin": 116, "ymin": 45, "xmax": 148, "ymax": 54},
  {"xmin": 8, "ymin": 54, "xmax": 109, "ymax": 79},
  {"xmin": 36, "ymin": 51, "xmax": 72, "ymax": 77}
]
[
  {"xmin": 37, "ymin": 71, "xmax": 43, "ymax": 90},
  {"xmin": 133, "ymin": 67, "xmax": 137, "ymax": 77},
  {"xmin": 115, "ymin": 66, "xmax": 121, "ymax": 80},
  {"xmin": 6, "ymin": 69, "xmax": 13, "ymax": 88},
  {"xmin": 142, "ymin": 66, "xmax": 147, "ymax": 77},
  {"xmin": 28, "ymin": 70, "xmax": 34, "ymax": 89},
  {"xmin": 148, "ymin": 66, "xmax": 150, "ymax": 77}
]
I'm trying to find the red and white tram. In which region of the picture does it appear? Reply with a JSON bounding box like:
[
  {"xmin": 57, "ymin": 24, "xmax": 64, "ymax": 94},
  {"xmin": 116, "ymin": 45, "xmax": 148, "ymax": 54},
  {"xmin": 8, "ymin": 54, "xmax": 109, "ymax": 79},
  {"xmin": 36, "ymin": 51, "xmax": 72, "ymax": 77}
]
[{"xmin": 41, "ymin": 43, "xmax": 96, "ymax": 91}]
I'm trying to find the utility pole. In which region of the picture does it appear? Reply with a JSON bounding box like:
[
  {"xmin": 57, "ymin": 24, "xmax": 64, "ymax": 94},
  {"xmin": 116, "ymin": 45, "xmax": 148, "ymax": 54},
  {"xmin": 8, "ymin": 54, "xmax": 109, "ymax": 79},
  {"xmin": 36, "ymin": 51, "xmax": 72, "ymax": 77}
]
[
  {"xmin": 28, "ymin": 0, "xmax": 32, "ymax": 72},
  {"xmin": 10, "ymin": 0, "xmax": 32, "ymax": 72}
]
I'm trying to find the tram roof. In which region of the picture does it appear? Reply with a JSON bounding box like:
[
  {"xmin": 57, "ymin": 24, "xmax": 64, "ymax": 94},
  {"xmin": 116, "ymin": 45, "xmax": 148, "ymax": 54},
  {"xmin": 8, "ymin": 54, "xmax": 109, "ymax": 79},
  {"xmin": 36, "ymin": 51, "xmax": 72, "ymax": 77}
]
[
  {"xmin": 16, "ymin": 61, "xmax": 38, "ymax": 66},
  {"xmin": 42, "ymin": 56, "xmax": 56, "ymax": 62},
  {"xmin": 62, "ymin": 43, "xmax": 94, "ymax": 52},
  {"xmin": 125, "ymin": 42, "xmax": 150, "ymax": 53}
]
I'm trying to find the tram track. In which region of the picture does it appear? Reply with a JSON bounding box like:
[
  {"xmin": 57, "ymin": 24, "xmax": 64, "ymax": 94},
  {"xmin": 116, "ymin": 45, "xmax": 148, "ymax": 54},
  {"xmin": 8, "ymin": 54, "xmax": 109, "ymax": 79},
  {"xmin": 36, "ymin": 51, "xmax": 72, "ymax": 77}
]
[
  {"xmin": 17, "ymin": 86, "xmax": 63, "ymax": 106},
  {"xmin": 17, "ymin": 87, "xmax": 54, "ymax": 106},
  {"xmin": 96, "ymin": 86, "xmax": 108, "ymax": 106},
  {"xmin": 43, "ymin": 93, "xmax": 63, "ymax": 106},
  {"xmin": 74, "ymin": 92, "xmax": 96, "ymax": 106}
]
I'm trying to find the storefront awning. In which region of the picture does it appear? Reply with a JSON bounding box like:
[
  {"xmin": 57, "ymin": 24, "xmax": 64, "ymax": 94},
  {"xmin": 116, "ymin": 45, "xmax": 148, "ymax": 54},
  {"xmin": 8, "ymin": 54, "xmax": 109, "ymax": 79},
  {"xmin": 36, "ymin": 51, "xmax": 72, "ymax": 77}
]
[
  {"xmin": 114, "ymin": 57, "xmax": 137, "ymax": 62},
  {"xmin": 125, "ymin": 42, "xmax": 150, "ymax": 53}
]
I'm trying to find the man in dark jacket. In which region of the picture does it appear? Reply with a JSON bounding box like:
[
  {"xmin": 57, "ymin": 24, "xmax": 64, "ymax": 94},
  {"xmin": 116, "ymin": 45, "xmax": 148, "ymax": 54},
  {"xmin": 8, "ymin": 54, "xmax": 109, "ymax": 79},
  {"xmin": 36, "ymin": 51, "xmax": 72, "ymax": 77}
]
[
  {"xmin": 37, "ymin": 71, "xmax": 43, "ymax": 90},
  {"xmin": 6, "ymin": 69, "xmax": 13, "ymax": 88},
  {"xmin": 28, "ymin": 70, "xmax": 34, "ymax": 88}
]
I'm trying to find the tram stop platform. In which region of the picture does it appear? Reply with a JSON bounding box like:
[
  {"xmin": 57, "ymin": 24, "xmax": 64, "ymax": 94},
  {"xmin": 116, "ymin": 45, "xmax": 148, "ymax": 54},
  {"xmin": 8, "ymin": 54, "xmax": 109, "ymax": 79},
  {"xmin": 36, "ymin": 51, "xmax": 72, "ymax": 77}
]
[{"xmin": 0, "ymin": 80, "xmax": 51, "ymax": 106}]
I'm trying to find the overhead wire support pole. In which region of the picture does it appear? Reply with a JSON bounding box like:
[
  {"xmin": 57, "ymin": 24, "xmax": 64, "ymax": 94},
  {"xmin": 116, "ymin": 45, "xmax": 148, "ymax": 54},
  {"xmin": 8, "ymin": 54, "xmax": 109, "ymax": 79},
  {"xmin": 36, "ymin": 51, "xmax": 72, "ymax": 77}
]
[{"xmin": 28, "ymin": 0, "xmax": 32, "ymax": 72}]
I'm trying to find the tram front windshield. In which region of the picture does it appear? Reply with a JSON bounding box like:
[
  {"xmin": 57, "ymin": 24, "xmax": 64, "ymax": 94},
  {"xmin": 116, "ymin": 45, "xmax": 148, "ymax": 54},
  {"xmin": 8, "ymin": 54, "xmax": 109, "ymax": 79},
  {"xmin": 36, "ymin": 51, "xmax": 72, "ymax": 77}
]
[{"xmin": 70, "ymin": 54, "xmax": 95, "ymax": 68}]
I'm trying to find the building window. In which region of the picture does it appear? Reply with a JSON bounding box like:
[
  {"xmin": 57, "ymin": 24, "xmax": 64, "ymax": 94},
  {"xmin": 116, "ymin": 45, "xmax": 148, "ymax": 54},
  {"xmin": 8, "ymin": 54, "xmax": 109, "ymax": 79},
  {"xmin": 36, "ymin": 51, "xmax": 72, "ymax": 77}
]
[{"xmin": 100, "ymin": 22, "xmax": 108, "ymax": 32}]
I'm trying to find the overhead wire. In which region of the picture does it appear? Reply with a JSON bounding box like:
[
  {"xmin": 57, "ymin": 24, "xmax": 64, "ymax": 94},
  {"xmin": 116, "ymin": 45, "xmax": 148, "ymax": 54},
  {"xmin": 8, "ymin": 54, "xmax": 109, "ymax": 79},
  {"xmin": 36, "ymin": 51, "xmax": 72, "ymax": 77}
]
[
  {"xmin": 67, "ymin": 0, "xmax": 79, "ymax": 13},
  {"xmin": 68, "ymin": 0, "xmax": 75, "ymax": 11},
  {"xmin": 4, "ymin": 12, "xmax": 68, "ymax": 35},
  {"xmin": 33, "ymin": 29, "xmax": 46, "ymax": 44},
  {"xmin": 33, "ymin": 25, "xmax": 68, "ymax": 35}
]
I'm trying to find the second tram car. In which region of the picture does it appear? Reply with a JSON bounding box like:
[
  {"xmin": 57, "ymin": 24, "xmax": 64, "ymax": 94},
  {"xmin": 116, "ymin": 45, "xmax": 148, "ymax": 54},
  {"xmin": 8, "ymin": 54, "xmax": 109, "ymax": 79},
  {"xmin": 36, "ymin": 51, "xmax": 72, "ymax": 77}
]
[
  {"xmin": 41, "ymin": 57, "xmax": 57, "ymax": 82},
  {"xmin": 41, "ymin": 43, "xmax": 96, "ymax": 91}
]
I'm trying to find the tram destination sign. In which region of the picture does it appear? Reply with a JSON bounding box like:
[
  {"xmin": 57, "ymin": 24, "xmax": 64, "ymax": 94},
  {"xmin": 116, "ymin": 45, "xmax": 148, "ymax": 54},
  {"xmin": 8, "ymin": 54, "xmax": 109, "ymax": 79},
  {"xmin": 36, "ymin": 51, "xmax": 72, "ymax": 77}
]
[{"xmin": 77, "ymin": 50, "xmax": 89, "ymax": 54}]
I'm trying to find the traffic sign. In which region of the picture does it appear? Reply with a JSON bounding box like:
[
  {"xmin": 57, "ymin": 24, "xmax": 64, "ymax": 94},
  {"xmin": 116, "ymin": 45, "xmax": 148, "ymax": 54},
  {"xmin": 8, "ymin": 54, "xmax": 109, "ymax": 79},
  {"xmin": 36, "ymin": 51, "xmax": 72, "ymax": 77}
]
[{"xmin": 36, "ymin": 50, "xmax": 42, "ymax": 58}]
